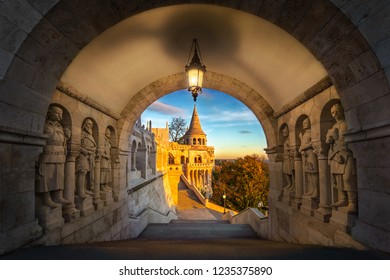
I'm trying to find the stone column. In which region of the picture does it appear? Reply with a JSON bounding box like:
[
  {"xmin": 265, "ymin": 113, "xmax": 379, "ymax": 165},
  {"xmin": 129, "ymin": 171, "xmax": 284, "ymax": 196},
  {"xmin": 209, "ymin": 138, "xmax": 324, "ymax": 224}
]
[
  {"xmin": 111, "ymin": 147, "xmax": 121, "ymax": 202},
  {"xmin": 93, "ymin": 153, "xmax": 103, "ymax": 209},
  {"xmin": 150, "ymin": 149, "xmax": 157, "ymax": 175},
  {"xmin": 117, "ymin": 149, "xmax": 130, "ymax": 202},
  {"xmin": 130, "ymin": 146, "xmax": 136, "ymax": 171},
  {"xmin": 314, "ymin": 145, "xmax": 332, "ymax": 222},
  {"xmin": 63, "ymin": 149, "xmax": 80, "ymax": 222},
  {"xmin": 293, "ymin": 151, "xmax": 303, "ymax": 209},
  {"xmin": 136, "ymin": 147, "xmax": 147, "ymax": 178}
]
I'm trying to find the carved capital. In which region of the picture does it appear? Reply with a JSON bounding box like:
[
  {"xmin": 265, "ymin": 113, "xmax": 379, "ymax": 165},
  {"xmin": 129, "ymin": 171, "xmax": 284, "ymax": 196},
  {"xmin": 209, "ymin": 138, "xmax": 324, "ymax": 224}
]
[
  {"xmin": 66, "ymin": 151, "xmax": 79, "ymax": 162},
  {"xmin": 264, "ymin": 146, "xmax": 277, "ymax": 154},
  {"xmin": 313, "ymin": 143, "xmax": 327, "ymax": 159},
  {"xmin": 293, "ymin": 149, "xmax": 302, "ymax": 159},
  {"xmin": 66, "ymin": 143, "xmax": 80, "ymax": 161},
  {"xmin": 94, "ymin": 153, "xmax": 102, "ymax": 163}
]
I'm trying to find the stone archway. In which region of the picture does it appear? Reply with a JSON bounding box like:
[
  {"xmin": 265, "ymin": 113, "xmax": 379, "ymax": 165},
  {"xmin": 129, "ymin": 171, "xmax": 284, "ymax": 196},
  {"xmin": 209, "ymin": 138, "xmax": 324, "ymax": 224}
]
[{"xmin": 117, "ymin": 72, "xmax": 277, "ymax": 151}]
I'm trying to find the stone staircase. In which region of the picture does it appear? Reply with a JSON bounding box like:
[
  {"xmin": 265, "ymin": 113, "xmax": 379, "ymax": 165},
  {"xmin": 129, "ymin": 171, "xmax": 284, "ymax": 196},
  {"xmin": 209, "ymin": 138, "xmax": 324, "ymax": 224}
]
[
  {"xmin": 138, "ymin": 220, "xmax": 258, "ymax": 240},
  {"xmin": 177, "ymin": 188, "xmax": 205, "ymax": 210}
]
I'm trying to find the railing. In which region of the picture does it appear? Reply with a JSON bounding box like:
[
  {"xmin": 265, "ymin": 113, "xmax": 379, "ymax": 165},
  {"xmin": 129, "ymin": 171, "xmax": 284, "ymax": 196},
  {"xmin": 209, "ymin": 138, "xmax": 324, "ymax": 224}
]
[
  {"xmin": 127, "ymin": 172, "xmax": 164, "ymax": 194},
  {"xmin": 205, "ymin": 201, "xmax": 238, "ymax": 215},
  {"xmin": 224, "ymin": 207, "xmax": 269, "ymax": 239},
  {"xmin": 128, "ymin": 207, "xmax": 177, "ymax": 238},
  {"xmin": 185, "ymin": 163, "xmax": 213, "ymax": 168}
]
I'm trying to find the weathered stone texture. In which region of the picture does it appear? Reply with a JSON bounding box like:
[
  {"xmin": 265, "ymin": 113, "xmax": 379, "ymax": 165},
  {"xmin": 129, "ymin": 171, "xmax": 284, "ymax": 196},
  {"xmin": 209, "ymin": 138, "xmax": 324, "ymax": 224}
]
[
  {"xmin": 0, "ymin": 15, "xmax": 28, "ymax": 53},
  {"xmin": 0, "ymin": 0, "xmax": 42, "ymax": 33},
  {"xmin": 358, "ymin": 189, "xmax": 390, "ymax": 232},
  {"xmin": 292, "ymin": 0, "xmax": 338, "ymax": 45},
  {"xmin": 275, "ymin": 0, "xmax": 313, "ymax": 34},
  {"xmin": 238, "ymin": 0, "xmax": 263, "ymax": 15},
  {"xmin": 0, "ymin": 49, "xmax": 14, "ymax": 79},
  {"xmin": 257, "ymin": 0, "xmax": 289, "ymax": 24},
  {"xmin": 310, "ymin": 11, "xmax": 356, "ymax": 59},
  {"xmin": 45, "ymin": 1, "xmax": 97, "ymax": 49},
  {"xmin": 26, "ymin": 0, "xmax": 60, "ymax": 15},
  {"xmin": 322, "ymin": 29, "xmax": 370, "ymax": 70},
  {"xmin": 341, "ymin": 71, "xmax": 390, "ymax": 111},
  {"xmin": 1, "ymin": 192, "xmax": 35, "ymax": 231},
  {"xmin": 352, "ymin": 219, "xmax": 390, "ymax": 253},
  {"xmin": 339, "ymin": 0, "xmax": 390, "ymax": 26}
]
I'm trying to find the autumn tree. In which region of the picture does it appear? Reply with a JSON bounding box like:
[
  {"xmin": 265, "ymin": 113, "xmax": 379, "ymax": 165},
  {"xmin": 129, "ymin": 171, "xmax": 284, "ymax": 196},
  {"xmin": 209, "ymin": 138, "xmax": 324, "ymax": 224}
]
[
  {"xmin": 169, "ymin": 117, "xmax": 187, "ymax": 142},
  {"xmin": 211, "ymin": 154, "xmax": 269, "ymax": 212}
]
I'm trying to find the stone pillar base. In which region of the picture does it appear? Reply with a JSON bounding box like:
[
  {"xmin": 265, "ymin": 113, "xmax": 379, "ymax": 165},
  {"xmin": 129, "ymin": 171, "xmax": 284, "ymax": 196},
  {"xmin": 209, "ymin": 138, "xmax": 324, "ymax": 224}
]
[
  {"xmin": 281, "ymin": 189, "xmax": 295, "ymax": 206},
  {"xmin": 75, "ymin": 196, "xmax": 94, "ymax": 216},
  {"xmin": 330, "ymin": 207, "xmax": 357, "ymax": 233},
  {"xmin": 101, "ymin": 190, "xmax": 114, "ymax": 206},
  {"xmin": 291, "ymin": 199, "xmax": 302, "ymax": 210},
  {"xmin": 277, "ymin": 190, "xmax": 283, "ymax": 201},
  {"xmin": 300, "ymin": 196, "xmax": 319, "ymax": 217},
  {"xmin": 36, "ymin": 205, "xmax": 64, "ymax": 231},
  {"xmin": 112, "ymin": 189, "xmax": 119, "ymax": 202},
  {"xmin": 93, "ymin": 196, "xmax": 104, "ymax": 210},
  {"xmin": 62, "ymin": 204, "xmax": 80, "ymax": 223},
  {"xmin": 314, "ymin": 207, "xmax": 332, "ymax": 223}
]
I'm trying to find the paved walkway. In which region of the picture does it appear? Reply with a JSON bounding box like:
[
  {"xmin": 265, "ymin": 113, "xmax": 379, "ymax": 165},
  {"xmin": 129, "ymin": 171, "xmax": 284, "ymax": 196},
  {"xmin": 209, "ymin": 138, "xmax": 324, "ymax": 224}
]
[{"xmin": 176, "ymin": 180, "xmax": 223, "ymax": 220}]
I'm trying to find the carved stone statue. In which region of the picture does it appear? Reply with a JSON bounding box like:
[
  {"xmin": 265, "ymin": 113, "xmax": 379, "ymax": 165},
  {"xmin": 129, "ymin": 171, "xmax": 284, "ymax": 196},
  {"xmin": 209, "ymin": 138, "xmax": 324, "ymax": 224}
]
[
  {"xmin": 100, "ymin": 128, "xmax": 112, "ymax": 192},
  {"xmin": 37, "ymin": 105, "xmax": 71, "ymax": 208},
  {"xmin": 76, "ymin": 119, "xmax": 96, "ymax": 198},
  {"xmin": 326, "ymin": 103, "xmax": 357, "ymax": 213},
  {"xmin": 299, "ymin": 118, "xmax": 319, "ymax": 199},
  {"xmin": 282, "ymin": 126, "xmax": 294, "ymax": 191}
]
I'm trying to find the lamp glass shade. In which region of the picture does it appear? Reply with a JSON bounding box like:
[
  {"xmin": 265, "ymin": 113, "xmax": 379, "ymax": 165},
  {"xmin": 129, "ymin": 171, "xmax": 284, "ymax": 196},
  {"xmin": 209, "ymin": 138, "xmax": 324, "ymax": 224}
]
[{"xmin": 187, "ymin": 67, "xmax": 204, "ymax": 91}]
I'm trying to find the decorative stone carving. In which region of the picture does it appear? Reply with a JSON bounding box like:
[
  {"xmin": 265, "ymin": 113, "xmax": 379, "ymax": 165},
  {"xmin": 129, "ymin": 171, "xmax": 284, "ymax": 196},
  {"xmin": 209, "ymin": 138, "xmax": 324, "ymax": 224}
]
[
  {"xmin": 326, "ymin": 103, "xmax": 357, "ymax": 213},
  {"xmin": 76, "ymin": 119, "xmax": 96, "ymax": 199},
  {"xmin": 100, "ymin": 128, "xmax": 112, "ymax": 192},
  {"xmin": 299, "ymin": 118, "xmax": 319, "ymax": 199},
  {"xmin": 36, "ymin": 105, "xmax": 71, "ymax": 208},
  {"xmin": 282, "ymin": 126, "xmax": 295, "ymax": 191}
]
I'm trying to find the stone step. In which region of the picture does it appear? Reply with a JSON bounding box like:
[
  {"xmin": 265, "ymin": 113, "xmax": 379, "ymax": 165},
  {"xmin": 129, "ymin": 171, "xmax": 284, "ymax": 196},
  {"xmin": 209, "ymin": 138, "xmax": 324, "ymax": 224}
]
[
  {"xmin": 171, "ymin": 219, "xmax": 229, "ymax": 224},
  {"xmin": 139, "ymin": 223, "xmax": 258, "ymax": 240}
]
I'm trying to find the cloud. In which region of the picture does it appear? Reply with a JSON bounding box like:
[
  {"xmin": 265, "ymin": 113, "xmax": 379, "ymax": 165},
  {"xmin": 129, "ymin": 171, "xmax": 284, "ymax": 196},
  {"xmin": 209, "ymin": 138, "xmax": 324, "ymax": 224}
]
[
  {"xmin": 239, "ymin": 130, "xmax": 252, "ymax": 134},
  {"xmin": 200, "ymin": 109, "xmax": 257, "ymax": 123},
  {"xmin": 147, "ymin": 101, "xmax": 185, "ymax": 116}
]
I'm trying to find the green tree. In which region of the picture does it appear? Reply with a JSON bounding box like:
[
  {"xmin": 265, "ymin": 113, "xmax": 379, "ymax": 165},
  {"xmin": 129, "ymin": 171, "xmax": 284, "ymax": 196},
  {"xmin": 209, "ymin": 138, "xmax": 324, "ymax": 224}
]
[
  {"xmin": 169, "ymin": 117, "xmax": 187, "ymax": 142},
  {"xmin": 211, "ymin": 154, "xmax": 269, "ymax": 212}
]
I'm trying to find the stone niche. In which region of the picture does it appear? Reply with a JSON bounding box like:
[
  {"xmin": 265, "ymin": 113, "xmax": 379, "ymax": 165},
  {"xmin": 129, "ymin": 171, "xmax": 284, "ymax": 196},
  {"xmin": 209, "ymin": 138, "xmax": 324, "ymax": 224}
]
[
  {"xmin": 268, "ymin": 85, "xmax": 362, "ymax": 248},
  {"xmin": 32, "ymin": 89, "xmax": 129, "ymax": 246}
]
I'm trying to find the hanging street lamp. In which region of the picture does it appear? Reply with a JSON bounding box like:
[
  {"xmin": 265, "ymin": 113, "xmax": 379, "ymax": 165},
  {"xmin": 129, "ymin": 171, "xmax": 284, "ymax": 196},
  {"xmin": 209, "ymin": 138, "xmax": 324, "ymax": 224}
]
[{"xmin": 185, "ymin": 39, "xmax": 206, "ymax": 102}]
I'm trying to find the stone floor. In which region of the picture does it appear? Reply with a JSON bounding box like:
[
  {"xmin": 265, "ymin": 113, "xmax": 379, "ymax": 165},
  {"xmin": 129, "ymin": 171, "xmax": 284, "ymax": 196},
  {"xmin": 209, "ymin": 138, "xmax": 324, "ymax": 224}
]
[{"xmin": 1, "ymin": 237, "xmax": 388, "ymax": 260}]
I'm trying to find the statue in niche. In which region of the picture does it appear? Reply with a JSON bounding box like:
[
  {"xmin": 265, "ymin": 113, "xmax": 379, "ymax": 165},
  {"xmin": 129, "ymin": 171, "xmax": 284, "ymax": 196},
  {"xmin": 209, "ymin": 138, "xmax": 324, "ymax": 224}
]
[
  {"xmin": 37, "ymin": 105, "xmax": 71, "ymax": 208},
  {"xmin": 100, "ymin": 128, "xmax": 112, "ymax": 192},
  {"xmin": 76, "ymin": 119, "xmax": 96, "ymax": 198},
  {"xmin": 282, "ymin": 126, "xmax": 295, "ymax": 192},
  {"xmin": 326, "ymin": 103, "xmax": 357, "ymax": 213},
  {"xmin": 299, "ymin": 118, "xmax": 319, "ymax": 199}
]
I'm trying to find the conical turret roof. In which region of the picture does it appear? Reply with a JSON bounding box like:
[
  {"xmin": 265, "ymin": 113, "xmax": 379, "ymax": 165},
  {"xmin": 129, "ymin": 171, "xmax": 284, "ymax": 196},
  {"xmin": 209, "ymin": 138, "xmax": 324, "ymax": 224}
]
[{"xmin": 184, "ymin": 105, "xmax": 206, "ymax": 137}]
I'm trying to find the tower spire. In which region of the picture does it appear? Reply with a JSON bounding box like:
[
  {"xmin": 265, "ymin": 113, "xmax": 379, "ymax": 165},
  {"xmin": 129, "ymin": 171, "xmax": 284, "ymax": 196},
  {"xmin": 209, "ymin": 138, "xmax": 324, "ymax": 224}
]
[{"xmin": 183, "ymin": 105, "xmax": 206, "ymax": 145}]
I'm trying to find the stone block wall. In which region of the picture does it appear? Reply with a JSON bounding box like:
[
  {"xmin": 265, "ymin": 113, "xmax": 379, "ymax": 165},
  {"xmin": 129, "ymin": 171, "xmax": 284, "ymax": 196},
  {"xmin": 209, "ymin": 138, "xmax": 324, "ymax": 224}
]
[
  {"xmin": 0, "ymin": 128, "xmax": 44, "ymax": 254},
  {"xmin": 127, "ymin": 173, "xmax": 175, "ymax": 218},
  {"xmin": 267, "ymin": 84, "xmax": 390, "ymax": 252},
  {"xmin": 60, "ymin": 200, "xmax": 130, "ymax": 244}
]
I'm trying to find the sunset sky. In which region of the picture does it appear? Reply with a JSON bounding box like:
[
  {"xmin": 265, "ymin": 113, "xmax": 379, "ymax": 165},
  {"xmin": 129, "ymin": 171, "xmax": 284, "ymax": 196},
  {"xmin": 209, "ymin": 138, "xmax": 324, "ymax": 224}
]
[{"xmin": 141, "ymin": 88, "xmax": 267, "ymax": 159}]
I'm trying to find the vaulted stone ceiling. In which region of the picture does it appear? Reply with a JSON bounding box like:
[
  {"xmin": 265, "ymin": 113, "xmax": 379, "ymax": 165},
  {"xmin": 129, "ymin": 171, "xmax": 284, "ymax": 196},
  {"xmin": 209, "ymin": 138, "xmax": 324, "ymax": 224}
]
[{"xmin": 61, "ymin": 4, "xmax": 327, "ymax": 114}]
